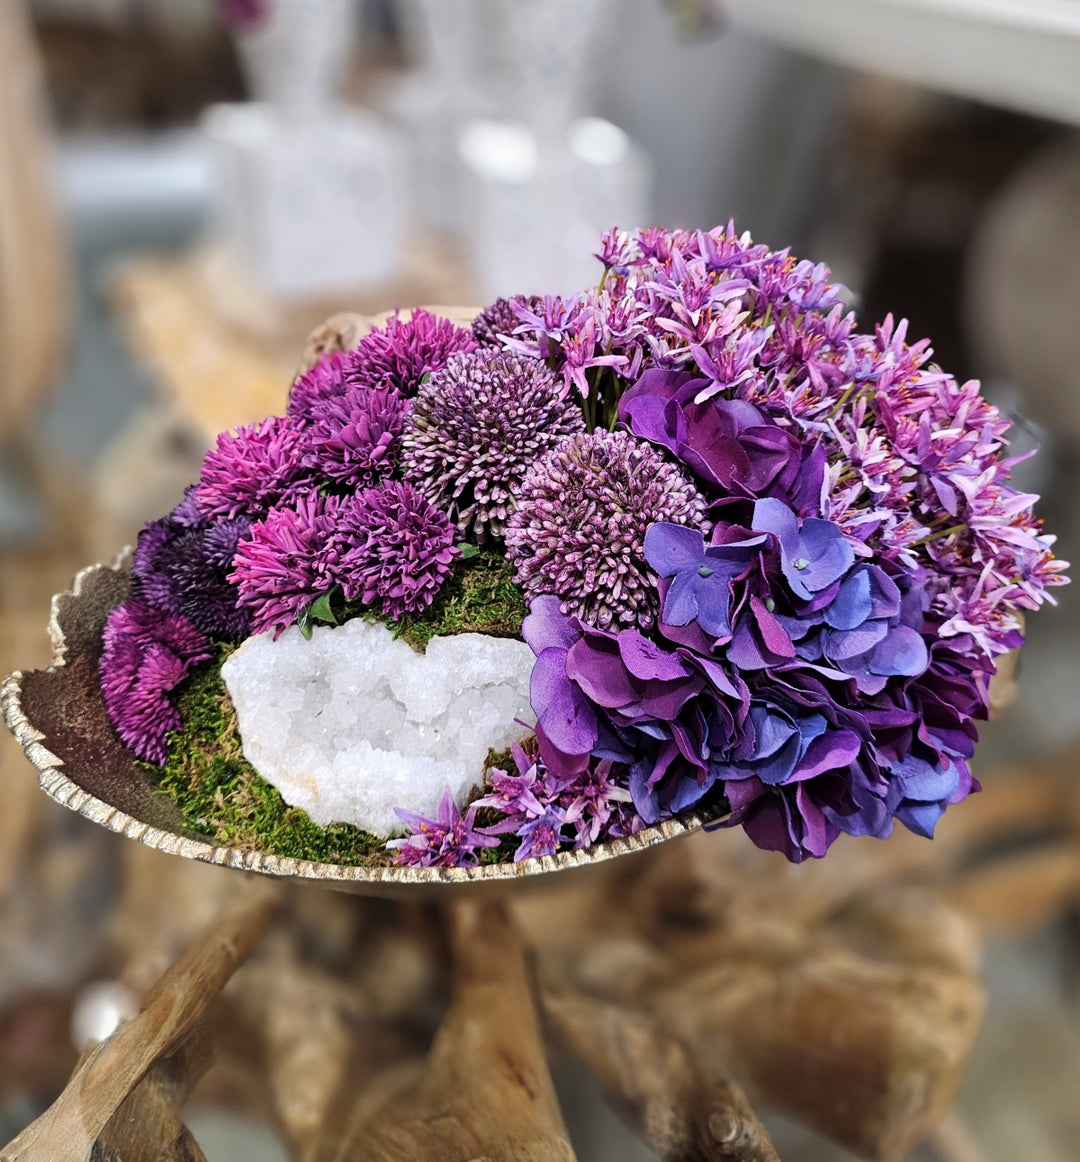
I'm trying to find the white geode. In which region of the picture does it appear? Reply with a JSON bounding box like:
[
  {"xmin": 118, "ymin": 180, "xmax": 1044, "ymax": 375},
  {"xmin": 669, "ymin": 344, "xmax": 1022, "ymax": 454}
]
[{"xmin": 221, "ymin": 619, "xmax": 536, "ymax": 837}]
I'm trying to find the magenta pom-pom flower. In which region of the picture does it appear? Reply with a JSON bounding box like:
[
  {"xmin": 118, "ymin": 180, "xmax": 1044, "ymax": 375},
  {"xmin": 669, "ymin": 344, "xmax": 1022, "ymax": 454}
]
[
  {"xmin": 287, "ymin": 350, "xmax": 350, "ymax": 422},
  {"xmin": 230, "ymin": 492, "xmax": 341, "ymax": 638},
  {"xmin": 196, "ymin": 415, "xmax": 312, "ymax": 521},
  {"xmin": 344, "ymin": 309, "xmax": 478, "ymax": 398},
  {"xmin": 334, "ymin": 481, "xmax": 460, "ymax": 620},
  {"xmin": 100, "ymin": 600, "xmax": 213, "ymax": 764},
  {"xmin": 301, "ymin": 385, "xmax": 410, "ymax": 489}
]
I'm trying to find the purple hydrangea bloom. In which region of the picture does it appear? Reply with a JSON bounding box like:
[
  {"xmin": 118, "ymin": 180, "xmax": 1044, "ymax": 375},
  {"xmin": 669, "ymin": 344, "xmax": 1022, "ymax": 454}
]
[
  {"xmin": 196, "ymin": 415, "xmax": 313, "ymax": 521},
  {"xmin": 333, "ymin": 482, "xmax": 459, "ymax": 620},
  {"xmin": 505, "ymin": 430, "xmax": 707, "ymax": 632},
  {"xmin": 345, "ymin": 310, "xmax": 477, "ymax": 398},
  {"xmin": 386, "ymin": 786, "xmax": 499, "ymax": 867},
  {"xmin": 100, "ymin": 600, "xmax": 213, "ymax": 764},
  {"xmin": 301, "ymin": 385, "xmax": 409, "ymax": 489},
  {"xmin": 795, "ymin": 563, "xmax": 930, "ymax": 694},
  {"xmin": 230, "ymin": 492, "xmax": 339, "ymax": 637},
  {"xmin": 521, "ymin": 594, "xmax": 748, "ymax": 823},
  {"xmin": 644, "ymin": 522, "xmax": 766, "ymax": 638},
  {"xmin": 400, "ymin": 349, "xmax": 585, "ymax": 541},
  {"xmin": 751, "ymin": 498, "xmax": 853, "ymax": 602}
]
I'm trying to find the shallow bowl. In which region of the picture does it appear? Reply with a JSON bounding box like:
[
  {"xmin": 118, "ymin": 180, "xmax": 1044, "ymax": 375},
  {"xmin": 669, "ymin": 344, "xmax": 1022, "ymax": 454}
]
[{"xmin": 1, "ymin": 555, "xmax": 707, "ymax": 895}]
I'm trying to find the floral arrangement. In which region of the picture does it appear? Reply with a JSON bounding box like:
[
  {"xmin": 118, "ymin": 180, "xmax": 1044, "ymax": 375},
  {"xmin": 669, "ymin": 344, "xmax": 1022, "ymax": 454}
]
[{"xmin": 100, "ymin": 225, "xmax": 1066, "ymax": 867}]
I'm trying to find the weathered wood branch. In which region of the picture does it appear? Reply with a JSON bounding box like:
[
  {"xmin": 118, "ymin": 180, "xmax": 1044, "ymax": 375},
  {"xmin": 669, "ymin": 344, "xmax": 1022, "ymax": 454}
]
[
  {"xmin": 91, "ymin": 1026, "xmax": 213, "ymax": 1162},
  {"xmin": 543, "ymin": 985, "xmax": 779, "ymax": 1162},
  {"xmin": 1, "ymin": 878, "xmax": 280, "ymax": 1162},
  {"xmin": 336, "ymin": 899, "xmax": 577, "ymax": 1162}
]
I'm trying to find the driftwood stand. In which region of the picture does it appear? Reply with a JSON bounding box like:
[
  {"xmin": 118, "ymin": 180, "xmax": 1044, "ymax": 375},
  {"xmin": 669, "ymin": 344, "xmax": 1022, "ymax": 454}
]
[{"xmin": 2, "ymin": 753, "xmax": 1079, "ymax": 1162}]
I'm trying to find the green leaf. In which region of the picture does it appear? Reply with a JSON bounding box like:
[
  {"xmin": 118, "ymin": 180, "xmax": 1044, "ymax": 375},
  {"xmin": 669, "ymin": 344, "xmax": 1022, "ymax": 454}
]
[
  {"xmin": 459, "ymin": 543, "xmax": 480, "ymax": 560},
  {"xmin": 308, "ymin": 590, "xmax": 338, "ymax": 624}
]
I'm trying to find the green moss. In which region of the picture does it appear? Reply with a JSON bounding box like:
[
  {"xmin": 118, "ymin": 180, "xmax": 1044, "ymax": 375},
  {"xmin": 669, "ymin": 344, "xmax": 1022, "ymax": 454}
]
[
  {"xmin": 388, "ymin": 550, "xmax": 527, "ymax": 652},
  {"xmin": 147, "ymin": 646, "xmax": 387, "ymax": 866}
]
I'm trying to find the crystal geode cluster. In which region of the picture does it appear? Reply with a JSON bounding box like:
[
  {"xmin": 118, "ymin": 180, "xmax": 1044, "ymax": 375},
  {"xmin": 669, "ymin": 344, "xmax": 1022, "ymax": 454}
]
[
  {"xmin": 99, "ymin": 226, "xmax": 1067, "ymax": 869},
  {"xmin": 221, "ymin": 618, "xmax": 535, "ymax": 837}
]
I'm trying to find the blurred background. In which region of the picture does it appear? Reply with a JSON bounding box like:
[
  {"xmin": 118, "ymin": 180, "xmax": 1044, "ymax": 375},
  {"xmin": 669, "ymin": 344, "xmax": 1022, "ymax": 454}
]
[{"xmin": 1, "ymin": 1, "xmax": 1079, "ymax": 1158}]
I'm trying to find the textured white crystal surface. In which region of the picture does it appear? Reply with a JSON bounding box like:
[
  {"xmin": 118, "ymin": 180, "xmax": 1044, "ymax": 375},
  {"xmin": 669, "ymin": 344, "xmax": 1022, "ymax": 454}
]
[{"xmin": 221, "ymin": 619, "xmax": 536, "ymax": 838}]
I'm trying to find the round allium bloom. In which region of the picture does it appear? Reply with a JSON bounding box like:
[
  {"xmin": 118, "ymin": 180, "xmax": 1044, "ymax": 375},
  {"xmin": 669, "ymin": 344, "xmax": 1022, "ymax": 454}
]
[
  {"xmin": 100, "ymin": 599, "xmax": 212, "ymax": 764},
  {"xmin": 401, "ymin": 350, "xmax": 585, "ymax": 541},
  {"xmin": 230, "ymin": 492, "xmax": 339, "ymax": 638},
  {"xmin": 287, "ymin": 350, "xmax": 349, "ymax": 423},
  {"xmin": 334, "ymin": 481, "xmax": 459, "ymax": 620},
  {"xmin": 344, "ymin": 309, "xmax": 477, "ymax": 397},
  {"xmin": 505, "ymin": 430, "xmax": 707, "ymax": 632},
  {"xmin": 196, "ymin": 415, "xmax": 312, "ymax": 521},
  {"xmin": 471, "ymin": 296, "xmax": 539, "ymax": 348},
  {"xmin": 301, "ymin": 385, "xmax": 410, "ymax": 488}
]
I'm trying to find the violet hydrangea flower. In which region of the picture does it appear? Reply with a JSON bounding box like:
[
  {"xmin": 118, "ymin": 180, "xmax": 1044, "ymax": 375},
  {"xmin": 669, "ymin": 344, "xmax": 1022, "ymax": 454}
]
[{"xmin": 751, "ymin": 498, "xmax": 854, "ymax": 602}]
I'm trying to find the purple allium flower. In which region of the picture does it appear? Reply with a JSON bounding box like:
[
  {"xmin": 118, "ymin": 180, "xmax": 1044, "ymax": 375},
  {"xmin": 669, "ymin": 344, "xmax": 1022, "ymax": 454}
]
[
  {"xmin": 334, "ymin": 482, "xmax": 459, "ymax": 620},
  {"xmin": 386, "ymin": 786, "xmax": 499, "ymax": 868},
  {"xmin": 505, "ymin": 430, "xmax": 707, "ymax": 632},
  {"xmin": 230, "ymin": 492, "xmax": 339, "ymax": 638},
  {"xmin": 344, "ymin": 310, "xmax": 477, "ymax": 398},
  {"xmin": 301, "ymin": 385, "xmax": 409, "ymax": 489},
  {"xmin": 196, "ymin": 415, "xmax": 312, "ymax": 521},
  {"xmin": 471, "ymin": 296, "xmax": 539, "ymax": 348},
  {"xmin": 100, "ymin": 600, "xmax": 213, "ymax": 764},
  {"xmin": 287, "ymin": 350, "xmax": 350, "ymax": 423},
  {"xmin": 401, "ymin": 350, "xmax": 585, "ymax": 541}
]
